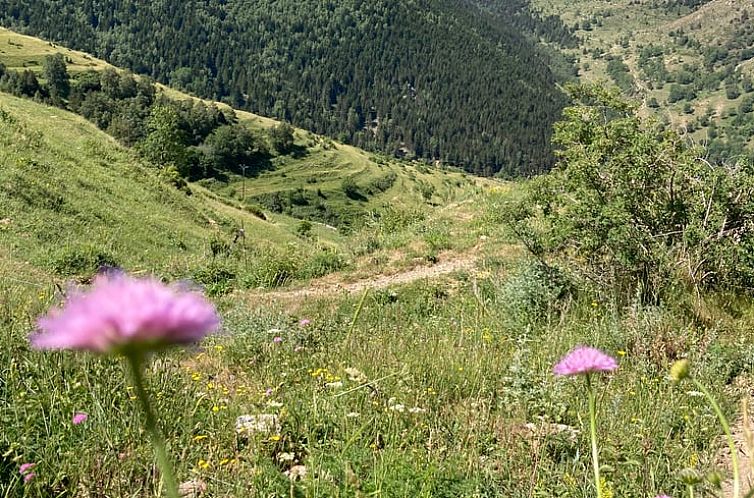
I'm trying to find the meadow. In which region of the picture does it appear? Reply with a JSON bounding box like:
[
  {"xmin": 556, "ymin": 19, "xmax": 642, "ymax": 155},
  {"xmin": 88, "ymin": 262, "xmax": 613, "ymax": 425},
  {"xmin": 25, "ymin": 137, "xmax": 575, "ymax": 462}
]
[{"xmin": 2, "ymin": 25, "xmax": 754, "ymax": 498}]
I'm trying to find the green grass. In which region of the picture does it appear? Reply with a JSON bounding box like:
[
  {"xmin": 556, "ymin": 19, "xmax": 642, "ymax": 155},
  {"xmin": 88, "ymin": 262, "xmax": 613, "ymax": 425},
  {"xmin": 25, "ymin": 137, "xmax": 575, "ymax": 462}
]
[
  {"xmin": 2, "ymin": 22, "xmax": 754, "ymax": 498},
  {"xmin": 0, "ymin": 27, "xmax": 112, "ymax": 73},
  {"xmin": 4, "ymin": 256, "xmax": 754, "ymax": 497}
]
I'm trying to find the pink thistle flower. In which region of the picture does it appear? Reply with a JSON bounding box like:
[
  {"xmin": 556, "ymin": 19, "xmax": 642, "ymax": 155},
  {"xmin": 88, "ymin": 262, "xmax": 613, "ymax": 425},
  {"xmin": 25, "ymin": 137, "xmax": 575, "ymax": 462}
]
[
  {"xmin": 19, "ymin": 463, "xmax": 35, "ymax": 475},
  {"xmin": 553, "ymin": 346, "xmax": 618, "ymax": 377},
  {"xmin": 273, "ymin": 336, "xmax": 283, "ymax": 344},
  {"xmin": 30, "ymin": 274, "xmax": 220, "ymax": 354},
  {"xmin": 23, "ymin": 472, "xmax": 35, "ymax": 484},
  {"xmin": 299, "ymin": 319, "xmax": 311, "ymax": 327},
  {"xmin": 72, "ymin": 412, "xmax": 88, "ymax": 425}
]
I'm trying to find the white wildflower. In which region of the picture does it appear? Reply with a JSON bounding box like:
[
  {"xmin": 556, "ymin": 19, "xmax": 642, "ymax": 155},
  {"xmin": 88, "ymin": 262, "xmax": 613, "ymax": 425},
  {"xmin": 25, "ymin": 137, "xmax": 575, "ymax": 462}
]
[{"xmin": 235, "ymin": 414, "xmax": 281, "ymax": 436}]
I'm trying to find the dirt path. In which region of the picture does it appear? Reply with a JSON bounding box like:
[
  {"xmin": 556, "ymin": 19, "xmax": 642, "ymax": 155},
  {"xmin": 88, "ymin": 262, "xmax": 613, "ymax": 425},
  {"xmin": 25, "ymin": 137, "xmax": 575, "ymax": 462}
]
[{"xmin": 255, "ymin": 254, "xmax": 478, "ymax": 301}]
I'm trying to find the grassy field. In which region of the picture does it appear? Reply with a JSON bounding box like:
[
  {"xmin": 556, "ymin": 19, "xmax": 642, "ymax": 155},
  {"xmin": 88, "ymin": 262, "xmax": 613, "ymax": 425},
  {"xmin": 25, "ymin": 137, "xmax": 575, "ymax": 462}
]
[{"xmin": 2, "ymin": 22, "xmax": 754, "ymax": 498}]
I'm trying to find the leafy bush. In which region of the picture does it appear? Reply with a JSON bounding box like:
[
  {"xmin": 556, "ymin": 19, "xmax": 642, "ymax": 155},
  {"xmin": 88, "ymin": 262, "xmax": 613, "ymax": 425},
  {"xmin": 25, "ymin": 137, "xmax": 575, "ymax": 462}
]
[
  {"xmin": 341, "ymin": 177, "xmax": 362, "ymax": 200},
  {"xmin": 299, "ymin": 249, "xmax": 347, "ymax": 279},
  {"xmin": 49, "ymin": 244, "xmax": 119, "ymax": 277},
  {"xmin": 509, "ymin": 85, "xmax": 754, "ymax": 303},
  {"xmin": 192, "ymin": 263, "xmax": 236, "ymax": 296},
  {"xmin": 498, "ymin": 261, "xmax": 571, "ymax": 328}
]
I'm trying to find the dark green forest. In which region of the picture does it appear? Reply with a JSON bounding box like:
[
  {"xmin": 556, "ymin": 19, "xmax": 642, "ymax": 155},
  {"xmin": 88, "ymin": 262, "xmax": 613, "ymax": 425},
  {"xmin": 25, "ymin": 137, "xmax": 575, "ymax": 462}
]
[{"xmin": 0, "ymin": 0, "xmax": 575, "ymax": 176}]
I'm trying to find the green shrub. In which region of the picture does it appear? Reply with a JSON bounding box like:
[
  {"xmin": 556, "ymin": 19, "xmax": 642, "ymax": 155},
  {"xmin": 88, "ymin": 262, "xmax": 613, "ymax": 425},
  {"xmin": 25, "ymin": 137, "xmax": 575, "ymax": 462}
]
[
  {"xmin": 244, "ymin": 203, "xmax": 267, "ymax": 220},
  {"xmin": 192, "ymin": 263, "xmax": 236, "ymax": 296},
  {"xmin": 300, "ymin": 249, "xmax": 347, "ymax": 279},
  {"xmin": 509, "ymin": 84, "xmax": 754, "ymax": 303},
  {"xmin": 49, "ymin": 244, "xmax": 119, "ymax": 277},
  {"xmin": 498, "ymin": 261, "xmax": 571, "ymax": 328}
]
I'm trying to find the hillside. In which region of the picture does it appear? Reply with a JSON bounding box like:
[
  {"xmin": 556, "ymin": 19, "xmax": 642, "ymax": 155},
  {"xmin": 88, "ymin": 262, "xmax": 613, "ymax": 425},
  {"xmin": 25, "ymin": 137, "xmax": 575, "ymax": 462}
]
[
  {"xmin": 0, "ymin": 29, "xmax": 497, "ymax": 295},
  {"xmin": 0, "ymin": 0, "xmax": 572, "ymax": 176},
  {"xmin": 530, "ymin": 0, "xmax": 754, "ymax": 162}
]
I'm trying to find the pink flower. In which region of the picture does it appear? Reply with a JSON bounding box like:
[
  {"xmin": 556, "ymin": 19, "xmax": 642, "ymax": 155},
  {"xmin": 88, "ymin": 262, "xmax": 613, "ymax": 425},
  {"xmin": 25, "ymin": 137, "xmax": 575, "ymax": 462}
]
[
  {"xmin": 553, "ymin": 346, "xmax": 618, "ymax": 377},
  {"xmin": 72, "ymin": 412, "xmax": 88, "ymax": 425},
  {"xmin": 299, "ymin": 319, "xmax": 311, "ymax": 327},
  {"xmin": 273, "ymin": 336, "xmax": 283, "ymax": 344},
  {"xmin": 23, "ymin": 472, "xmax": 35, "ymax": 484},
  {"xmin": 31, "ymin": 274, "xmax": 220, "ymax": 354},
  {"xmin": 19, "ymin": 463, "xmax": 35, "ymax": 475},
  {"xmin": 655, "ymin": 495, "xmax": 671, "ymax": 498},
  {"xmin": 265, "ymin": 388, "xmax": 274, "ymax": 396}
]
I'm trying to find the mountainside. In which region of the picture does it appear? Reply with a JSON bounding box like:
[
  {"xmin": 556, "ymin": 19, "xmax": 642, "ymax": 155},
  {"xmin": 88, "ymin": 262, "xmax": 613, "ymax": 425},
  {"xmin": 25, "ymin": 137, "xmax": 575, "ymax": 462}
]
[
  {"xmin": 531, "ymin": 0, "xmax": 754, "ymax": 162},
  {"xmin": 0, "ymin": 0, "xmax": 573, "ymax": 176},
  {"xmin": 0, "ymin": 28, "xmax": 494, "ymax": 293}
]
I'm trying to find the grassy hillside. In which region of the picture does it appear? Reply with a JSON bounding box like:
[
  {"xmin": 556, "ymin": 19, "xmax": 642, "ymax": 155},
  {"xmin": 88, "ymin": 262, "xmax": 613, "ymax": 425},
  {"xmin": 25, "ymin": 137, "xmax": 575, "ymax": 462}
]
[
  {"xmin": 5, "ymin": 18, "xmax": 754, "ymax": 498},
  {"xmin": 0, "ymin": 91, "xmax": 301, "ymax": 280},
  {"xmin": 532, "ymin": 0, "xmax": 754, "ymax": 159},
  {"xmin": 0, "ymin": 0, "xmax": 572, "ymax": 176},
  {"xmin": 0, "ymin": 25, "xmax": 499, "ymax": 297}
]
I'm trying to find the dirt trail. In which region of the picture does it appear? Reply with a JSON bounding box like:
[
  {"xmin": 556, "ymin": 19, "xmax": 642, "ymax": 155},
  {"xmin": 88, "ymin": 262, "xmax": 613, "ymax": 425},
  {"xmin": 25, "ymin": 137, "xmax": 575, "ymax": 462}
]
[
  {"xmin": 255, "ymin": 254, "xmax": 478, "ymax": 301},
  {"xmin": 719, "ymin": 398, "xmax": 754, "ymax": 498}
]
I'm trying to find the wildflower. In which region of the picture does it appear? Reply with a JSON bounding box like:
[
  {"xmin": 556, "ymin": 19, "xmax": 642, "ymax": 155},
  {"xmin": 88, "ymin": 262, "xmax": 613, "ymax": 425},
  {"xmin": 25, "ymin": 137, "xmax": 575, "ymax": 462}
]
[
  {"xmin": 273, "ymin": 336, "xmax": 283, "ymax": 344},
  {"xmin": 72, "ymin": 412, "xmax": 88, "ymax": 425},
  {"xmin": 670, "ymin": 359, "xmax": 690, "ymax": 382},
  {"xmin": 553, "ymin": 346, "xmax": 617, "ymax": 498},
  {"xmin": 655, "ymin": 495, "xmax": 672, "ymax": 498},
  {"xmin": 277, "ymin": 452, "xmax": 295, "ymax": 462},
  {"xmin": 408, "ymin": 407, "xmax": 427, "ymax": 414},
  {"xmin": 192, "ymin": 435, "xmax": 208, "ymax": 442},
  {"xmin": 235, "ymin": 414, "xmax": 281, "ymax": 435},
  {"xmin": 344, "ymin": 367, "xmax": 367, "ymax": 383},
  {"xmin": 265, "ymin": 388, "xmax": 274, "ymax": 397},
  {"xmin": 24, "ymin": 472, "xmax": 35, "ymax": 484},
  {"xmin": 325, "ymin": 381, "xmax": 343, "ymax": 389},
  {"xmin": 553, "ymin": 346, "xmax": 618, "ymax": 377},
  {"xmin": 196, "ymin": 459, "xmax": 210, "ymax": 470},
  {"xmin": 19, "ymin": 463, "xmax": 35, "ymax": 475},
  {"xmin": 285, "ymin": 465, "xmax": 307, "ymax": 481},
  {"xmin": 31, "ymin": 273, "xmax": 219, "ymax": 354},
  {"xmin": 299, "ymin": 319, "xmax": 311, "ymax": 327}
]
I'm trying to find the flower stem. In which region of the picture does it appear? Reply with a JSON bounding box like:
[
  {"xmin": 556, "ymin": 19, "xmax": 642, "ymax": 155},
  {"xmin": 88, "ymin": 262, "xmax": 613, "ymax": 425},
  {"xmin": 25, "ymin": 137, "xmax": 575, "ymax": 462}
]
[
  {"xmin": 126, "ymin": 353, "xmax": 180, "ymax": 498},
  {"xmin": 693, "ymin": 378, "xmax": 739, "ymax": 498},
  {"xmin": 688, "ymin": 484, "xmax": 695, "ymax": 498},
  {"xmin": 586, "ymin": 374, "xmax": 603, "ymax": 498}
]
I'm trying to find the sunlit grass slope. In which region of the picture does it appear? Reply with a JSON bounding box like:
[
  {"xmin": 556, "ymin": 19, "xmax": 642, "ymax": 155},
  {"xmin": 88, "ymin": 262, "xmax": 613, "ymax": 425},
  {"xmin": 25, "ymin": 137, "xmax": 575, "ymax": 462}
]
[{"xmin": 0, "ymin": 91, "xmax": 306, "ymax": 282}]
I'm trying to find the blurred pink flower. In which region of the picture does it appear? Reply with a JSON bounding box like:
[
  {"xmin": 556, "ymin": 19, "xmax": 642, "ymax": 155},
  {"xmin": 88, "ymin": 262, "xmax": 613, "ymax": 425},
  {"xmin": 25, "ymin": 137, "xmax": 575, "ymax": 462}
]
[
  {"xmin": 31, "ymin": 274, "xmax": 220, "ymax": 354},
  {"xmin": 273, "ymin": 336, "xmax": 283, "ymax": 344},
  {"xmin": 299, "ymin": 319, "xmax": 311, "ymax": 327},
  {"xmin": 553, "ymin": 346, "xmax": 618, "ymax": 377},
  {"xmin": 265, "ymin": 388, "xmax": 274, "ymax": 396},
  {"xmin": 23, "ymin": 472, "xmax": 35, "ymax": 484},
  {"xmin": 19, "ymin": 463, "xmax": 35, "ymax": 475},
  {"xmin": 655, "ymin": 495, "xmax": 671, "ymax": 498},
  {"xmin": 72, "ymin": 412, "xmax": 88, "ymax": 425}
]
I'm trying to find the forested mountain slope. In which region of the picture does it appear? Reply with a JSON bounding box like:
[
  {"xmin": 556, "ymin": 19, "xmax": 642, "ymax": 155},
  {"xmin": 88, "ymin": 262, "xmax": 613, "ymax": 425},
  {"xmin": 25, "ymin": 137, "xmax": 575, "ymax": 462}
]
[
  {"xmin": 531, "ymin": 0, "xmax": 754, "ymax": 163},
  {"xmin": 0, "ymin": 0, "xmax": 572, "ymax": 176}
]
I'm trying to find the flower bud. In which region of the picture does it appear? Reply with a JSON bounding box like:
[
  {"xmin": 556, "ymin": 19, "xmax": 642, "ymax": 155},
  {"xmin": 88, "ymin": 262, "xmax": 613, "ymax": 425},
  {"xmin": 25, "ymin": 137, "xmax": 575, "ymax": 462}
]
[
  {"xmin": 678, "ymin": 468, "xmax": 703, "ymax": 486},
  {"xmin": 706, "ymin": 471, "xmax": 723, "ymax": 489},
  {"xmin": 670, "ymin": 359, "xmax": 690, "ymax": 383}
]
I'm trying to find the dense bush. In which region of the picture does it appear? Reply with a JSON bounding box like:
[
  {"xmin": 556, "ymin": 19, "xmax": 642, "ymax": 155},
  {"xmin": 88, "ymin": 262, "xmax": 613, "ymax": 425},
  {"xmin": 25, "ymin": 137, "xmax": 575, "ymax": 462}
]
[{"xmin": 510, "ymin": 85, "xmax": 754, "ymax": 303}]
